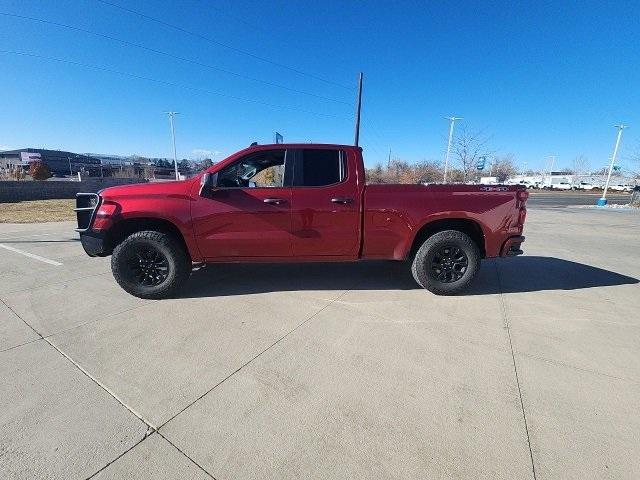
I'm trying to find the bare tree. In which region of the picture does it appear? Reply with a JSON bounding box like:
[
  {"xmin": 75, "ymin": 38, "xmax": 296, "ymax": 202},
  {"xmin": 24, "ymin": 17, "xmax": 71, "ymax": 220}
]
[
  {"xmin": 413, "ymin": 160, "xmax": 444, "ymax": 183},
  {"xmin": 628, "ymin": 141, "xmax": 640, "ymax": 178},
  {"xmin": 452, "ymin": 126, "xmax": 492, "ymax": 182},
  {"xmin": 572, "ymin": 155, "xmax": 590, "ymax": 175},
  {"xmin": 366, "ymin": 164, "xmax": 385, "ymax": 183},
  {"xmin": 365, "ymin": 159, "xmax": 444, "ymax": 184},
  {"xmin": 492, "ymin": 154, "xmax": 518, "ymax": 182}
]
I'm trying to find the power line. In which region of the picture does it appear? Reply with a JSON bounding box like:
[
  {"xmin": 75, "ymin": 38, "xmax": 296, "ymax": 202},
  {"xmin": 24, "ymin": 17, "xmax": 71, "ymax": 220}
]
[
  {"xmin": 92, "ymin": 0, "xmax": 354, "ymax": 91},
  {"xmin": 359, "ymin": 119, "xmax": 389, "ymax": 162},
  {"xmin": 0, "ymin": 49, "xmax": 351, "ymax": 119},
  {"xmin": 0, "ymin": 12, "xmax": 350, "ymax": 105}
]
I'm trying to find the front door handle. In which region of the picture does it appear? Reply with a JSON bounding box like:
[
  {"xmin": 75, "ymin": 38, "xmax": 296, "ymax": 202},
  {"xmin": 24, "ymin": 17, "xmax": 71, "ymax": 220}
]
[
  {"xmin": 331, "ymin": 197, "xmax": 353, "ymax": 205},
  {"xmin": 263, "ymin": 198, "xmax": 286, "ymax": 205}
]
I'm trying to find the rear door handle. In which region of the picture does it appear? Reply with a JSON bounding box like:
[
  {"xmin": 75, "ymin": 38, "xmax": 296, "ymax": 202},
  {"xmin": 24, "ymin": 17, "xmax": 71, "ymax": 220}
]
[
  {"xmin": 331, "ymin": 197, "xmax": 353, "ymax": 204},
  {"xmin": 263, "ymin": 198, "xmax": 286, "ymax": 205}
]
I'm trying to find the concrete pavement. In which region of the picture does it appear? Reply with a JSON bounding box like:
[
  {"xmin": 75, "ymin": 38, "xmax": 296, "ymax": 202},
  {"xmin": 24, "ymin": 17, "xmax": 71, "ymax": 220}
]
[{"xmin": 1, "ymin": 206, "xmax": 639, "ymax": 479}]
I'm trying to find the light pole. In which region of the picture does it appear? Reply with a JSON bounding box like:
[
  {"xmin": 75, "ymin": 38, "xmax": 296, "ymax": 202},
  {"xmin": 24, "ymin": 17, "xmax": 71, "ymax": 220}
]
[
  {"xmin": 443, "ymin": 116, "xmax": 462, "ymax": 183},
  {"xmin": 543, "ymin": 155, "xmax": 555, "ymax": 188},
  {"xmin": 165, "ymin": 111, "xmax": 180, "ymax": 180},
  {"xmin": 598, "ymin": 124, "xmax": 627, "ymax": 206}
]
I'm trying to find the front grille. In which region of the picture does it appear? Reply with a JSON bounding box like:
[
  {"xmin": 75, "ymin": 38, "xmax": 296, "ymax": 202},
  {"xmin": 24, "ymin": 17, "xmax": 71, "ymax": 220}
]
[{"xmin": 75, "ymin": 193, "xmax": 100, "ymax": 232}]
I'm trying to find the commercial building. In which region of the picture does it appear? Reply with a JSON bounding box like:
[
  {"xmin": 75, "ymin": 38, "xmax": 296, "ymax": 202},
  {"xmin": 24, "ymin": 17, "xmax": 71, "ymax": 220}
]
[{"xmin": 0, "ymin": 148, "xmax": 101, "ymax": 176}]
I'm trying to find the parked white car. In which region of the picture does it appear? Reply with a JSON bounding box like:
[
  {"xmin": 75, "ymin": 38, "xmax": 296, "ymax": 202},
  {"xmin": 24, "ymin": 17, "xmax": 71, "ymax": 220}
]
[
  {"xmin": 574, "ymin": 182, "xmax": 597, "ymax": 191},
  {"xmin": 610, "ymin": 184, "xmax": 633, "ymax": 192},
  {"xmin": 552, "ymin": 182, "xmax": 572, "ymax": 190}
]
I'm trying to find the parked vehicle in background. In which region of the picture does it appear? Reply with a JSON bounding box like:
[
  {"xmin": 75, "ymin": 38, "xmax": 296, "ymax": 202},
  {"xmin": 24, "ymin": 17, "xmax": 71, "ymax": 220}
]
[
  {"xmin": 552, "ymin": 181, "xmax": 572, "ymax": 190},
  {"xmin": 76, "ymin": 143, "xmax": 529, "ymax": 299},
  {"xmin": 540, "ymin": 174, "xmax": 574, "ymax": 190},
  {"xmin": 610, "ymin": 184, "xmax": 633, "ymax": 192},
  {"xmin": 505, "ymin": 176, "xmax": 542, "ymax": 189},
  {"xmin": 479, "ymin": 176, "xmax": 498, "ymax": 185},
  {"xmin": 573, "ymin": 181, "xmax": 597, "ymax": 191}
]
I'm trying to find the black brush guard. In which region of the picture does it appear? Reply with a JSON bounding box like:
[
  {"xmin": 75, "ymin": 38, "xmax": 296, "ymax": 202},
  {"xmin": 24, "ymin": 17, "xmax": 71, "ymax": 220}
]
[{"xmin": 75, "ymin": 193, "xmax": 100, "ymax": 232}]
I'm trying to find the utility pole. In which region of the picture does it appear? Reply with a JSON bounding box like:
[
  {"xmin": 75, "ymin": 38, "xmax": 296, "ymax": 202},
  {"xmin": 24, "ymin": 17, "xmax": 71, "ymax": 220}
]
[
  {"xmin": 598, "ymin": 124, "xmax": 627, "ymax": 206},
  {"xmin": 354, "ymin": 72, "xmax": 363, "ymax": 147},
  {"xmin": 165, "ymin": 112, "xmax": 180, "ymax": 180},
  {"xmin": 388, "ymin": 147, "xmax": 391, "ymax": 168},
  {"xmin": 443, "ymin": 116, "xmax": 462, "ymax": 183},
  {"xmin": 67, "ymin": 156, "xmax": 72, "ymax": 176}
]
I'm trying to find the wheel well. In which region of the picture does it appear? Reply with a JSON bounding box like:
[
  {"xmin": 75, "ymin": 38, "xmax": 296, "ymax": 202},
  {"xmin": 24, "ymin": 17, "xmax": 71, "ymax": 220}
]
[
  {"xmin": 409, "ymin": 218, "xmax": 486, "ymax": 259},
  {"xmin": 106, "ymin": 218, "xmax": 190, "ymax": 260}
]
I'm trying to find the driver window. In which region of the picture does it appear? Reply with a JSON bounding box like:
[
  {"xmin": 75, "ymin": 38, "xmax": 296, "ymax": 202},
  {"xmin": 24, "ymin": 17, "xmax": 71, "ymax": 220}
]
[{"xmin": 217, "ymin": 150, "xmax": 285, "ymax": 188}]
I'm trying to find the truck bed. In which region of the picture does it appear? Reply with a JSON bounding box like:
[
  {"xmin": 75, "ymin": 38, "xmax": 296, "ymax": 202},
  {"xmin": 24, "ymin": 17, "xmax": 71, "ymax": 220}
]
[{"xmin": 362, "ymin": 183, "xmax": 525, "ymax": 260}]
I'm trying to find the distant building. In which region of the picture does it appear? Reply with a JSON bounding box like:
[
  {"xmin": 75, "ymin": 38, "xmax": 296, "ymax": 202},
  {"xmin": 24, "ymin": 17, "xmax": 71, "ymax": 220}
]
[
  {"xmin": 0, "ymin": 147, "xmax": 188, "ymax": 178},
  {"xmin": 0, "ymin": 148, "xmax": 100, "ymax": 175}
]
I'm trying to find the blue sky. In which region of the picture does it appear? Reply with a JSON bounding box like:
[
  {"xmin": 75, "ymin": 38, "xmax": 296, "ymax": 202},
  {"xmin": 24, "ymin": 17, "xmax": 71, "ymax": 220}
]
[{"xmin": 1, "ymin": 0, "xmax": 639, "ymax": 170}]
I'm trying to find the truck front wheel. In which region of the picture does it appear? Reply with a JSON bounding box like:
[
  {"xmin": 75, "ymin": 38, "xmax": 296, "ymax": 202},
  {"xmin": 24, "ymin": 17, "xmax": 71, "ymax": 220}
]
[
  {"xmin": 111, "ymin": 230, "xmax": 190, "ymax": 299},
  {"xmin": 411, "ymin": 230, "xmax": 481, "ymax": 295}
]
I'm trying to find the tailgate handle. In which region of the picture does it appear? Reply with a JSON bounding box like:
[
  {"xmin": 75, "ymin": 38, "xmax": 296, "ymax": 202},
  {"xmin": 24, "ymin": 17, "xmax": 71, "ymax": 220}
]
[
  {"xmin": 263, "ymin": 198, "xmax": 286, "ymax": 205},
  {"xmin": 331, "ymin": 197, "xmax": 353, "ymax": 204}
]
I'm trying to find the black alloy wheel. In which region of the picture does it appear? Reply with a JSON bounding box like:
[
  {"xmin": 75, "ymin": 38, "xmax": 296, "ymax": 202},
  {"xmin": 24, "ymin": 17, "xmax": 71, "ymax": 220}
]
[
  {"xmin": 126, "ymin": 246, "xmax": 170, "ymax": 286},
  {"xmin": 430, "ymin": 245, "xmax": 469, "ymax": 283}
]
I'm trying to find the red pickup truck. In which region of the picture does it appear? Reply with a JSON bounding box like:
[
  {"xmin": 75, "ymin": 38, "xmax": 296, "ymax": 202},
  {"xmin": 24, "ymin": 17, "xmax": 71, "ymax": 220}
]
[{"xmin": 76, "ymin": 144, "xmax": 527, "ymax": 299}]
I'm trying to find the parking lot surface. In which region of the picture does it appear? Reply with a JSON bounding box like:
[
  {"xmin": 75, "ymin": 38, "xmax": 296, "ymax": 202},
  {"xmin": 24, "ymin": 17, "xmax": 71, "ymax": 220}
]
[
  {"xmin": 1, "ymin": 206, "xmax": 639, "ymax": 479},
  {"xmin": 527, "ymin": 191, "xmax": 631, "ymax": 207}
]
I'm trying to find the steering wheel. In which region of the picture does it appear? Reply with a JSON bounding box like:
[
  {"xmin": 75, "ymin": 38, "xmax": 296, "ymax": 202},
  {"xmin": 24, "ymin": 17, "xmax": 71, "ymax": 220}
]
[{"xmin": 218, "ymin": 177, "xmax": 240, "ymax": 188}]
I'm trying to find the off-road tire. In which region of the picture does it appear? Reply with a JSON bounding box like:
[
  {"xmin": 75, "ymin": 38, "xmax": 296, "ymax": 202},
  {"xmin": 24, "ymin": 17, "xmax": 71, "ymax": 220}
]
[
  {"xmin": 411, "ymin": 230, "xmax": 481, "ymax": 295},
  {"xmin": 111, "ymin": 230, "xmax": 190, "ymax": 299}
]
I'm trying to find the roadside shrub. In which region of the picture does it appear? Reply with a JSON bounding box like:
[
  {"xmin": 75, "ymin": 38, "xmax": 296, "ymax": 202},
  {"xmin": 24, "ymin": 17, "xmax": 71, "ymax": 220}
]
[
  {"xmin": 112, "ymin": 165, "xmax": 137, "ymax": 178},
  {"xmin": 28, "ymin": 160, "xmax": 52, "ymax": 181}
]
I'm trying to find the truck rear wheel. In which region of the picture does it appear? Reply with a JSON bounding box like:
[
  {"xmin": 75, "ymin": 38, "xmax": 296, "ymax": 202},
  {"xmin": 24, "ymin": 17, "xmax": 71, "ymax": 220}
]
[
  {"xmin": 111, "ymin": 230, "xmax": 190, "ymax": 299},
  {"xmin": 411, "ymin": 230, "xmax": 480, "ymax": 295}
]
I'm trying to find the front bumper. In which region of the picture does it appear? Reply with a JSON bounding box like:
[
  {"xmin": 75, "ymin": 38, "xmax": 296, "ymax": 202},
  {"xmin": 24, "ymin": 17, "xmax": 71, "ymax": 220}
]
[
  {"xmin": 500, "ymin": 235, "xmax": 525, "ymax": 257},
  {"xmin": 79, "ymin": 230, "xmax": 110, "ymax": 257}
]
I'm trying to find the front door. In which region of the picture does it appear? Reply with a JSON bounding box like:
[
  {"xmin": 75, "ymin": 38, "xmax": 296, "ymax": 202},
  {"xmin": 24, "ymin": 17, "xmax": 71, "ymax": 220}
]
[{"xmin": 191, "ymin": 149, "xmax": 293, "ymax": 259}]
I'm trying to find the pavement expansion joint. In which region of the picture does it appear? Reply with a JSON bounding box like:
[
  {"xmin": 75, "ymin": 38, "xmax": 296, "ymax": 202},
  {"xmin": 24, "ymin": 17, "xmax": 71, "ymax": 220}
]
[{"xmin": 494, "ymin": 261, "xmax": 538, "ymax": 480}]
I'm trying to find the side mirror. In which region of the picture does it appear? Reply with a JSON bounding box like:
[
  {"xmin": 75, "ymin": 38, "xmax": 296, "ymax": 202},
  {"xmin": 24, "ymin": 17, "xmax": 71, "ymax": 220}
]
[{"xmin": 199, "ymin": 172, "xmax": 218, "ymax": 197}]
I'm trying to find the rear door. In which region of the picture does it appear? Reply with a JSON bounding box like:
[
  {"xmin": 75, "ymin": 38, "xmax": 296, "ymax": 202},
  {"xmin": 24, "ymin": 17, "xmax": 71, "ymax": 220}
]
[{"xmin": 290, "ymin": 148, "xmax": 360, "ymax": 257}]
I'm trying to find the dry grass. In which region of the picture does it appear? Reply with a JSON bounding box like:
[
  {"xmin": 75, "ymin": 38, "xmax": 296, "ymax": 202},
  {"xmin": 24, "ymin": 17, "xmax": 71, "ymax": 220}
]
[{"xmin": 0, "ymin": 199, "xmax": 76, "ymax": 223}]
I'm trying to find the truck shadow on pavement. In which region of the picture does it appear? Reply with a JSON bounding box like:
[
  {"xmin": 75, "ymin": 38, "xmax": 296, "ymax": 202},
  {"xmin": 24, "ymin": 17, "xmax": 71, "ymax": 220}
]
[
  {"xmin": 180, "ymin": 256, "xmax": 638, "ymax": 298},
  {"xmin": 467, "ymin": 256, "xmax": 639, "ymax": 295}
]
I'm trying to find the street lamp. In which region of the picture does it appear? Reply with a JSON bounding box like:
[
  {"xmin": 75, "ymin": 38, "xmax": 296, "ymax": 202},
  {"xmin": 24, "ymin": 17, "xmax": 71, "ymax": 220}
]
[
  {"xmin": 443, "ymin": 116, "xmax": 462, "ymax": 183},
  {"xmin": 597, "ymin": 124, "xmax": 628, "ymax": 206}
]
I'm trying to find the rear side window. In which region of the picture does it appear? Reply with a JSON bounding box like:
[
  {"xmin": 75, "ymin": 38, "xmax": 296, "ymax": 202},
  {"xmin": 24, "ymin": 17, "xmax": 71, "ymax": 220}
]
[{"xmin": 294, "ymin": 149, "xmax": 345, "ymax": 187}]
